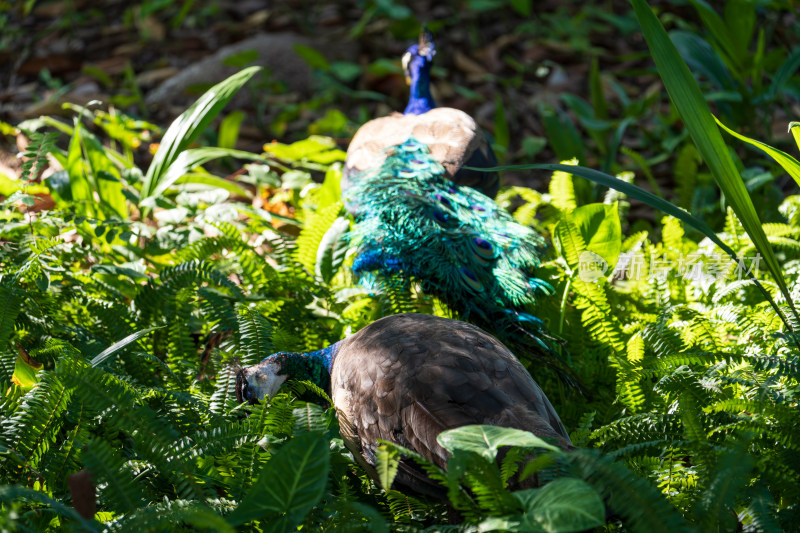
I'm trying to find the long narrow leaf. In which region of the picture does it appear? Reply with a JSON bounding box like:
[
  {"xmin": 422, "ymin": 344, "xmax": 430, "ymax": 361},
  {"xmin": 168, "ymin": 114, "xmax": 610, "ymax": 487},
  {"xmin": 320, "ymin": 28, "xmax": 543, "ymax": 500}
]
[
  {"xmin": 90, "ymin": 326, "xmax": 164, "ymax": 367},
  {"xmin": 142, "ymin": 147, "xmax": 264, "ymax": 204},
  {"xmin": 140, "ymin": 66, "xmax": 261, "ymax": 208},
  {"xmin": 714, "ymin": 117, "xmax": 800, "ymax": 188},
  {"xmin": 482, "ymin": 161, "xmax": 790, "ymax": 333},
  {"xmin": 630, "ymin": 0, "xmax": 798, "ymax": 327}
]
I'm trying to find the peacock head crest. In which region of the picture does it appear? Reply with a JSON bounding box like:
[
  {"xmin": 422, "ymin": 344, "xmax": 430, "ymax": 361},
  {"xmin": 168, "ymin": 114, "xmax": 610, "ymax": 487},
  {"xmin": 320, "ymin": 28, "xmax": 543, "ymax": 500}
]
[{"xmin": 402, "ymin": 30, "xmax": 436, "ymax": 84}]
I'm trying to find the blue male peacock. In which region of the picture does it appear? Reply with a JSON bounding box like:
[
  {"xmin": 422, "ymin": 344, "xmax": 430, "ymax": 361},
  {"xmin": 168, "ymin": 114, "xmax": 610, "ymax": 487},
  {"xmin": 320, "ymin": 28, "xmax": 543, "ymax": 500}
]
[{"xmin": 341, "ymin": 32, "xmax": 560, "ymax": 364}]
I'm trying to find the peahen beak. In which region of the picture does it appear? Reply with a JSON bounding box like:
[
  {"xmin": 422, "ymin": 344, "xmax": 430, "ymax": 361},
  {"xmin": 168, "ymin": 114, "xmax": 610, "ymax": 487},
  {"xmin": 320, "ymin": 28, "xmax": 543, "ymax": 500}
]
[{"xmin": 235, "ymin": 368, "xmax": 257, "ymax": 405}]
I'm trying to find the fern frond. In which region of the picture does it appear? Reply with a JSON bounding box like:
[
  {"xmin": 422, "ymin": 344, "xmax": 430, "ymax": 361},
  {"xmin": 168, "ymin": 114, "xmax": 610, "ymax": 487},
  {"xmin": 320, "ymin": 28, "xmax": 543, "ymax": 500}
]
[
  {"xmin": 56, "ymin": 356, "xmax": 210, "ymax": 501},
  {"xmin": 0, "ymin": 285, "xmax": 23, "ymax": 384},
  {"xmin": 694, "ymin": 442, "xmax": 755, "ymax": 532},
  {"xmin": 548, "ymin": 160, "xmax": 578, "ymax": 213},
  {"xmin": 83, "ymin": 436, "xmax": 147, "ymax": 514},
  {"xmin": 569, "ymin": 449, "xmax": 693, "ymax": 532},
  {"xmin": 0, "ymin": 484, "xmax": 98, "ymax": 532},
  {"xmin": 236, "ymin": 306, "xmax": 273, "ymax": 367},
  {"xmin": 106, "ymin": 499, "xmax": 234, "ymax": 533},
  {"xmin": 295, "ymin": 202, "xmax": 344, "ymax": 275},
  {"xmin": 209, "ymin": 363, "xmax": 239, "ymax": 415},
  {"xmin": 2, "ymin": 372, "xmax": 72, "ymax": 479}
]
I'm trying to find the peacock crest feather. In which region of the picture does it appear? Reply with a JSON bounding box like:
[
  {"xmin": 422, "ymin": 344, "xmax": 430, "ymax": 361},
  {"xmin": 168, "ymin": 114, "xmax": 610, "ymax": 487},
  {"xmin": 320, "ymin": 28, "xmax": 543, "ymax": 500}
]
[{"xmin": 345, "ymin": 137, "xmax": 557, "ymax": 357}]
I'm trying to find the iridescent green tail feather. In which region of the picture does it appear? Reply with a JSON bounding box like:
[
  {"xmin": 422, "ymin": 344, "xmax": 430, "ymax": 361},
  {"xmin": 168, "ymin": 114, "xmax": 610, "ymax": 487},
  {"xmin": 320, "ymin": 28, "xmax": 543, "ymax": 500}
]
[{"xmin": 345, "ymin": 138, "xmax": 564, "ymax": 365}]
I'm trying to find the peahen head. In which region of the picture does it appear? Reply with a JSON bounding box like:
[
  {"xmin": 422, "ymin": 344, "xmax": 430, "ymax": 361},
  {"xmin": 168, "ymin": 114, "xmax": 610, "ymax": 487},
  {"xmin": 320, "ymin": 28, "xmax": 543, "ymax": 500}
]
[
  {"xmin": 235, "ymin": 343, "xmax": 340, "ymax": 405},
  {"xmin": 402, "ymin": 31, "xmax": 436, "ymax": 115}
]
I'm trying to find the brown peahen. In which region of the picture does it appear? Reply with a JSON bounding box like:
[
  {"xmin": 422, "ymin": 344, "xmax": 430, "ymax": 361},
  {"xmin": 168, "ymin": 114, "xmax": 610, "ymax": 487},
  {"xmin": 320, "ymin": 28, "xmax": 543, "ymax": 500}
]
[
  {"xmin": 236, "ymin": 313, "xmax": 572, "ymax": 497},
  {"xmin": 341, "ymin": 32, "xmax": 563, "ymax": 369}
]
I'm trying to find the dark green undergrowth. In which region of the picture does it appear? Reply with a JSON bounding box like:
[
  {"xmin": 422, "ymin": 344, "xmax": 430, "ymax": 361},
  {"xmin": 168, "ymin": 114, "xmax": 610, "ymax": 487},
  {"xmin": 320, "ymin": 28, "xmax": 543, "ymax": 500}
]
[{"xmin": 2, "ymin": 2, "xmax": 800, "ymax": 531}]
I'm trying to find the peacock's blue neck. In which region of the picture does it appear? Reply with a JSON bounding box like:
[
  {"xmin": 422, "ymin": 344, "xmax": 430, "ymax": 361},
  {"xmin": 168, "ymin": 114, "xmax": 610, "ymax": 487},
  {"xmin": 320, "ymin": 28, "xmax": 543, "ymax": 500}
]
[
  {"xmin": 404, "ymin": 65, "xmax": 436, "ymax": 115},
  {"xmin": 264, "ymin": 340, "xmax": 343, "ymax": 391}
]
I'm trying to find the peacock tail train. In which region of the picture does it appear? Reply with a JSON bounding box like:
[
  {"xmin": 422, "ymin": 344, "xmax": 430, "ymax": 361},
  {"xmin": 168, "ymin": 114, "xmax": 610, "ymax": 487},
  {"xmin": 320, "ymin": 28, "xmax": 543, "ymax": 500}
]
[{"xmin": 344, "ymin": 137, "xmax": 561, "ymax": 363}]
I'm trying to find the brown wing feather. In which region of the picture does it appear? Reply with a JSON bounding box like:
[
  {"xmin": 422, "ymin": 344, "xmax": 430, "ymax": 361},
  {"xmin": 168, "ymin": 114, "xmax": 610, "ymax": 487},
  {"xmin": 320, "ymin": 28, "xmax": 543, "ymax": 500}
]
[{"xmin": 330, "ymin": 313, "xmax": 570, "ymax": 496}]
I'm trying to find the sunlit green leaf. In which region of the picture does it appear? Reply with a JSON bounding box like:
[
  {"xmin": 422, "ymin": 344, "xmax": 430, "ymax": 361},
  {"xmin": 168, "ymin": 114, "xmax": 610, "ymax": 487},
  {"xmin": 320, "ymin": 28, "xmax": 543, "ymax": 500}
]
[{"xmin": 438, "ymin": 425, "xmax": 560, "ymax": 463}]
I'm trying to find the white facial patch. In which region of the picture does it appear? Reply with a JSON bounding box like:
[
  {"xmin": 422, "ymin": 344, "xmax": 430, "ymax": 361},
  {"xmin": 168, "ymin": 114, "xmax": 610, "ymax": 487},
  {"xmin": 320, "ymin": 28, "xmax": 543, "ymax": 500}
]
[
  {"xmin": 246, "ymin": 361, "xmax": 289, "ymax": 401},
  {"xmin": 402, "ymin": 52, "xmax": 411, "ymax": 73}
]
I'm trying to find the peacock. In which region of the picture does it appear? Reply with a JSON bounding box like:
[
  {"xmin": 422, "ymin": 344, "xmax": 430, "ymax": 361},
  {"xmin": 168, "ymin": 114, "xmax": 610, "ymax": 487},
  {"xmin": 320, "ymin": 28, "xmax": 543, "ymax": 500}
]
[
  {"xmin": 236, "ymin": 313, "xmax": 572, "ymax": 498},
  {"xmin": 343, "ymin": 31, "xmax": 499, "ymax": 198},
  {"xmin": 341, "ymin": 32, "xmax": 560, "ymax": 365}
]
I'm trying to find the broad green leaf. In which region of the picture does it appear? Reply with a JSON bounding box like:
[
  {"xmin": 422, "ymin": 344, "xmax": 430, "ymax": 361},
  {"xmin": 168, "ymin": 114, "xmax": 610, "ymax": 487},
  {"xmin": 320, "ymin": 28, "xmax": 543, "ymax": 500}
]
[
  {"xmin": 478, "ymin": 516, "xmax": 523, "ymax": 532},
  {"xmin": 174, "ymin": 172, "xmax": 253, "ymax": 198},
  {"xmin": 81, "ymin": 129, "xmax": 128, "ymax": 218},
  {"xmin": 670, "ymin": 31, "xmax": 735, "ymax": 91},
  {"xmin": 293, "ymin": 44, "xmax": 330, "ymax": 71},
  {"xmin": 309, "ymin": 109, "xmax": 349, "ymax": 136},
  {"xmin": 292, "ymin": 402, "xmax": 330, "ymax": 434},
  {"xmin": 90, "ymin": 326, "xmax": 164, "ymax": 367},
  {"xmin": 715, "ymin": 117, "xmax": 800, "ymax": 188},
  {"xmin": 539, "ymin": 104, "xmax": 585, "ymax": 165},
  {"xmin": 565, "ymin": 203, "xmax": 621, "ymax": 270},
  {"xmin": 509, "ymin": 0, "xmax": 531, "ymax": 16},
  {"xmin": 765, "ymin": 46, "xmax": 800, "ymax": 102},
  {"xmin": 0, "ymin": 172, "xmax": 21, "ymax": 196},
  {"xmin": 11, "ymin": 351, "xmax": 42, "ymax": 389},
  {"xmin": 631, "ymin": 0, "xmax": 798, "ymax": 327},
  {"xmin": 723, "ymin": 0, "xmax": 755, "ymax": 60},
  {"xmin": 264, "ymin": 136, "xmax": 343, "ymax": 163},
  {"xmin": 516, "ymin": 478, "xmax": 605, "ymax": 533},
  {"xmin": 437, "ymin": 425, "xmax": 560, "ymax": 463},
  {"xmin": 228, "ymin": 431, "xmax": 330, "ymax": 526},
  {"xmin": 315, "ymin": 164, "xmax": 343, "ymax": 210},
  {"xmin": 218, "ymin": 110, "xmax": 245, "ymax": 149},
  {"xmin": 66, "ymin": 122, "xmax": 94, "ymax": 215},
  {"xmin": 141, "ymin": 66, "xmax": 261, "ymax": 208}
]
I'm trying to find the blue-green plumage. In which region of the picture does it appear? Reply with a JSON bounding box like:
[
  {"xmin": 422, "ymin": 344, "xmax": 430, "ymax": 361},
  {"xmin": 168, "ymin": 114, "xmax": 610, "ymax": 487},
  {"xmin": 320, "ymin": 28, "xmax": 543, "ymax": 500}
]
[{"xmin": 345, "ymin": 138, "xmax": 557, "ymax": 356}]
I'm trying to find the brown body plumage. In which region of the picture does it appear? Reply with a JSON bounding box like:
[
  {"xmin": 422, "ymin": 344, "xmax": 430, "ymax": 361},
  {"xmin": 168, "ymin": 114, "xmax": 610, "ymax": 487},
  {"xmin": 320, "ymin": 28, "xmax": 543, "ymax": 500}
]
[{"xmin": 236, "ymin": 313, "xmax": 571, "ymax": 497}]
